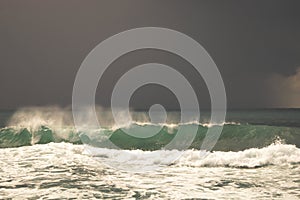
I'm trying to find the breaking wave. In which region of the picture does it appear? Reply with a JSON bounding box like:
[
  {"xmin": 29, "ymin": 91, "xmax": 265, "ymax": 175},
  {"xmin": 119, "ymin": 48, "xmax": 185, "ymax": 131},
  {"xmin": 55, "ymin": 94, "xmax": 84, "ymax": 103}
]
[{"xmin": 0, "ymin": 122, "xmax": 299, "ymax": 151}]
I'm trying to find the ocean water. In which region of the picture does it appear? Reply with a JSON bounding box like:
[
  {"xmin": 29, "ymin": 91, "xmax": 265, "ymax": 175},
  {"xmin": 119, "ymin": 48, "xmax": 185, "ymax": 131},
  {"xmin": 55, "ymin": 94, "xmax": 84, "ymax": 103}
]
[{"xmin": 0, "ymin": 108, "xmax": 300, "ymax": 199}]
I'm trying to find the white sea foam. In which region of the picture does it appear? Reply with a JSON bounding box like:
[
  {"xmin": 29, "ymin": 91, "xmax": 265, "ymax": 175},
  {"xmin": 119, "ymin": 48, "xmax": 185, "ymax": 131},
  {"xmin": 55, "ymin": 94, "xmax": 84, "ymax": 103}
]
[
  {"xmin": 177, "ymin": 143, "xmax": 300, "ymax": 168},
  {"xmin": 1, "ymin": 142, "xmax": 299, "ymax": 199},
  {"xmin": 84, "ymin": 143, "xmax": 300, "ymax": 170}
]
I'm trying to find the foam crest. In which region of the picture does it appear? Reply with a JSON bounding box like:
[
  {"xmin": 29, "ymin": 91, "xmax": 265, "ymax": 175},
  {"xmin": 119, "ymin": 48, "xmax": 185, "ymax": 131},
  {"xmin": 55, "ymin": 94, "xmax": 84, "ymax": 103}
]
[
  {"xmin": 177, "ymin": 143, "xmax": 300, "ymax": 168},
  {"xmin": 84, "ymin": 143, "xmax": 300, "ymax": 169}
]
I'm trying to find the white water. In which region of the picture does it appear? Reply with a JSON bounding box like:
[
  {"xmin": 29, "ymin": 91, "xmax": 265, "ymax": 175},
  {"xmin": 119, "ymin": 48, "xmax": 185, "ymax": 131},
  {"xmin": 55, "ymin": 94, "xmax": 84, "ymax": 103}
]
[
  {"xmin": 84, "ymin": 142, "xmax": 300, "ymax": 171},
  {"xmin": 0, "ymin": 143, "xmax": 299, "ymax": 199}
]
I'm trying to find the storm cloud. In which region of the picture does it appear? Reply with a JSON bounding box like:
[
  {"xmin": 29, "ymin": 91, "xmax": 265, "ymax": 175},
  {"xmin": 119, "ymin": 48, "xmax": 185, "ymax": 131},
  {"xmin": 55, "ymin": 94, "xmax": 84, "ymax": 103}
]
[{"xmin": 0, "ymin": 0, "xmax": 300, "ymax": 109}]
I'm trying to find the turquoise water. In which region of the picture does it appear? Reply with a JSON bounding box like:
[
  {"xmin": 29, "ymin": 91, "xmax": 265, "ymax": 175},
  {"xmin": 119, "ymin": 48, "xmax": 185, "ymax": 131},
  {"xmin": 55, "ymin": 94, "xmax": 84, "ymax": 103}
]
[
  {"xmin": 0, "ymin": 108, "xmax": 299, "ymax": 199},
  {"xmin": 1, "ymin": 123, "xmax": 300, "ymax": 151}
]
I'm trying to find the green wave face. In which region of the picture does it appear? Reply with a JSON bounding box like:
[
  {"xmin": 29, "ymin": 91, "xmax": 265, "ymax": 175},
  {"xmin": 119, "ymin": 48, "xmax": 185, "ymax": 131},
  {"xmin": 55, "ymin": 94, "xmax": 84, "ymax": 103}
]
[
  {"xmin": 1, "ymin": 124, "xmax": 300, "ymax": 151},
  {"xmin": 0, "ymin": 126, "xmax": 82, "ymax": 148}
]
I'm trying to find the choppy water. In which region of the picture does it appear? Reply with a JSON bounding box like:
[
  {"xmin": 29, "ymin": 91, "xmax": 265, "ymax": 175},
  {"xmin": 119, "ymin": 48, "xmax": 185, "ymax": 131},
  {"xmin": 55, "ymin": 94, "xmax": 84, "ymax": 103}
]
[
  {"xmin": 0, "ymin": 143, "xmax": 299, "ymax": 199},
  {"xmin": 0, "ymin": 108, "xmax": 300, "ymax": 199}
]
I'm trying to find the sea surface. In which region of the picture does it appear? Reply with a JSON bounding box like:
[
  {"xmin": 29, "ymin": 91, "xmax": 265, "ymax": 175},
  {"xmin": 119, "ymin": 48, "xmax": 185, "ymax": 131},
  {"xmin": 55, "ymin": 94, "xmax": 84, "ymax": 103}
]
[{"xmin": 0, "ymin": 108, "xmax": 300, "ymax": 199}]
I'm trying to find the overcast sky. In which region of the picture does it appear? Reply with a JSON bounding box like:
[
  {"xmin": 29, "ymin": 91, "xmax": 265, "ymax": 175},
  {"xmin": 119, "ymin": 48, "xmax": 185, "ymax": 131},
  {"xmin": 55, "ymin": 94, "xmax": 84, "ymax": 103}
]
[{"xmin": 1, "ymin": 0, "xmax": 300, "ymax": 110}]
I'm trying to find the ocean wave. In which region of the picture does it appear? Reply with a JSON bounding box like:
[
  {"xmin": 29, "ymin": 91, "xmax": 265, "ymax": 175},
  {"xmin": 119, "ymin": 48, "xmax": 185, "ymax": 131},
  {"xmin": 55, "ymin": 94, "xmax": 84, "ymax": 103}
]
[{"xmin": 0, "ymin": 123, "xmax": 300, "ymax": 151}]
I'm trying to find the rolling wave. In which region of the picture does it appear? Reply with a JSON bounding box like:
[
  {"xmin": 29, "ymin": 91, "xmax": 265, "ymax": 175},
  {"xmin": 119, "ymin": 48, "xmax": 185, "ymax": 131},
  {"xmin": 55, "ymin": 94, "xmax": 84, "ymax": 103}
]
[{"xmin": 1, "ymin": 123, "xmax": 299, "ymax": 151}]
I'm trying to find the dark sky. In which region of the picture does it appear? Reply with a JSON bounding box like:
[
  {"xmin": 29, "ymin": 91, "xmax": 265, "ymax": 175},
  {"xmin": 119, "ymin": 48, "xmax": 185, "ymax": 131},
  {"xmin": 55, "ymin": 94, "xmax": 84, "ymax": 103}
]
[{"xmin": 1, "ymin": 0, "xmax": 300, "ymax": 110}]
